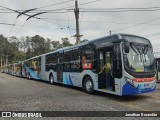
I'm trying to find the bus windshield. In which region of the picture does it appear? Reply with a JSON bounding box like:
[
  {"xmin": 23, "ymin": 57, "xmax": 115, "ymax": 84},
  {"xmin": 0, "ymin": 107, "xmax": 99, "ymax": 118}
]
[{"xmin": 123, "ymin": 43, "xmax": 155, "ymax": 72}]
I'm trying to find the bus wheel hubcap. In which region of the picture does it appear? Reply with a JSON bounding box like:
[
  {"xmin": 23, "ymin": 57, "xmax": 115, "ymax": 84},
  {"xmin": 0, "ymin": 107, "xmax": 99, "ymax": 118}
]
[
  {"xmin": 51, "ymin": 76, "xmax": 53, "ymax": 83},
  {"xmin": 86, "ymin": 81, "xmax": 92, "ymax": 91}
]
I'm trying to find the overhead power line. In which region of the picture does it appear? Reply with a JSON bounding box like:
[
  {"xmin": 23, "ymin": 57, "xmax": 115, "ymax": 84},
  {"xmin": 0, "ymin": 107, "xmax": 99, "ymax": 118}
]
[
  {"xmin": 0, "ymin": 0, "xmax": 101, "ymax": 40},
  {"xmin": 79, "ymin": 9, "xmax": 160, "ymax": 12},
  {"xmin": 80, "ymin": 6, "xmax": 160, "ymax": 10},
  {"xmin": 26, "ymin": 12, "xmax": 47, "ymax": 21},
  {"xmin": 3, "ymin": 5, "xmax": 160, "ymax": 12},
  {"xmin": 7, "ymin": 19, "xmax": 17, "ymax": 37},
  {"xmin": 16, "ymin": 11, "xmax": 48, "ymax": 37},
  {"xmin": 17, "ymin": 8, "xmax": 37, "ymax": 18},
  {"xmin": 2, "ymin": 9, "xmax": 160, "ymax": 13},
  {"xmin": 0, "ymin": 0, "xmax": 101, "ymax": 14},
  {"xmin": 0, "ymin": 11, "xmax": 69, "ymax": 13},
  {"xmin": 61, "ymin": 0, "xmax": 73, "ymax": 36},
  {"xmin": 37, "ymin": 0, "xmax": 74, "ymax": 9},
  {"xmin": 46, "ymin": 0, "xmax": 102, "ymax": 12},
  {"xmin": 0, "ymin": 0, "xmax": 74, "ymax": 11},
  {"xmin": 0, "ymin": 22, "xmax": 14, "ymax": 26},
  {"xmin": 0, "ymin": 0, "xmax": 101, "ymax": 32},
  {"xmin": 2, "ymin": 3, "xmax": 160, "ymax": 14},
  {"xmin": 78, "ymin": 0, "xmax": 101, "ymax": 6},
  {"xmin": 30, "ymin": 18, "xmax": 160, "ymax": 26},
  {"xmin": 0, "ymin": 22, "xmax": 67, "ymax": 29},
  {"xmin": 144, "ymin": 32, "xmax": 160, "ymax": 37},
  {"xmin": 0, "ymin": 5, "xmax": 67, "ymax": 28},
  {"xmin": 111, "ymin": 16, "xmax": 160, "ymax": 32},
  {"xmin": 0, "ymin": 9, "xmax": 68, "ymax": 11}
]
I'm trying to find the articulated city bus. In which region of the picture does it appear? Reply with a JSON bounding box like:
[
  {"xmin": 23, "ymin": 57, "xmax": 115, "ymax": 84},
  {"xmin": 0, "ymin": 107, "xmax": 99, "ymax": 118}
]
[
  {"xmin": 8, "ymin": 64, "xmax": 14, "ymax": 75},
  {"xmin": 3, "ymin": 65, "xmax": 8, "ymax": 73},
  {"xmin": 2, "ymin": 34, "xmax": 157, "ymax": 96},
  {"xmin": 14, "ymin": 62, "xmax": 22, "ymax": 77}
]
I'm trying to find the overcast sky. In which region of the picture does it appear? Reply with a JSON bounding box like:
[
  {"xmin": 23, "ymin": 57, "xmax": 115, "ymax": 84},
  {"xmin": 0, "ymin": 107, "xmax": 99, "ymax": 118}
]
[{"xmin": 1, "ymin": 0, "xmax": 160, "ymax": 51}]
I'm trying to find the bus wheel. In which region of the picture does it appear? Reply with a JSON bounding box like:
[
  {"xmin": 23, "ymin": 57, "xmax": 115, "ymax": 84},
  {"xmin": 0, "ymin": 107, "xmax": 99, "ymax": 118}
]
[
  {"xmin": 28, "ymin": 73, "xmax": 31, "ymax": 80},
  {"xmin": 49, "ymin": 74, "xmax": 54, "ymax": 85},
  {"xmin": 84, "ymin": 77, "xmax": 94, "ymax": 94}
]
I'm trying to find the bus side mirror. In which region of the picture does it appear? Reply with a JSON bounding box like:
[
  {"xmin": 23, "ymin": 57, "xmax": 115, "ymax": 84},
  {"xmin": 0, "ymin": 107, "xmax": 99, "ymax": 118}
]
[{"xmin": 124, "ymin": 42, "xmax": 129, "ymax": 53}]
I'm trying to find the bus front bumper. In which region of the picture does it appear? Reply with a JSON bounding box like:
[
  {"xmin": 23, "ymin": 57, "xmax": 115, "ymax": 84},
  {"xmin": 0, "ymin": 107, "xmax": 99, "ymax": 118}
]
[{"xmin": 122, "ymin": 82, "xmax": 156, "ymax": 96}]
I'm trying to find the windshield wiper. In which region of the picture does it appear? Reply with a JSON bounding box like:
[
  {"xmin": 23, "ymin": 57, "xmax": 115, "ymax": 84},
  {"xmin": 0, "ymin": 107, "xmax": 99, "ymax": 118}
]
[
  {"xmin": 130, "ymin": 43, "xmax": 138, "ymax": 54},
  {"xmin": 143, "ymin": 45, "xmax": 149, "ymax": 54},
  {"xmin": 130, "ymin": 43, "xmax": 144, "ymax": 62}
]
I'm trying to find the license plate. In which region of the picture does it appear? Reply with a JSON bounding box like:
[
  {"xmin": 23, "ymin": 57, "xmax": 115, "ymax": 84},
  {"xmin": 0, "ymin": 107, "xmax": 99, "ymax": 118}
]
[
  {"xmin": 143, "ymin": 83, "xmax": 150, "ymax": 89},
  {"xmin": 138, "ymin": 83, "xmax": 151, "ymax": 89}
]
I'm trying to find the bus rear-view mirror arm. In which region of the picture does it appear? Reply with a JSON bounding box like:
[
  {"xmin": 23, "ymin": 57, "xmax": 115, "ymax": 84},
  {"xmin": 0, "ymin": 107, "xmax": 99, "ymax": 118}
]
[{"xmin": 124, "ymin": 42, "xmax": 130, "ymax": 53}]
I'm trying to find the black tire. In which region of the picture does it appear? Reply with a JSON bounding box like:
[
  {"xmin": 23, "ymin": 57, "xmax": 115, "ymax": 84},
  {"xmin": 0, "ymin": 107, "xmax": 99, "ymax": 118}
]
[
  {"xmin": 84, "ymin": 77, "xmax": 94, "ymax": 94},
  {"xmin": 49, "ymin": 73, "xmax": 54, "ymax": 85}
]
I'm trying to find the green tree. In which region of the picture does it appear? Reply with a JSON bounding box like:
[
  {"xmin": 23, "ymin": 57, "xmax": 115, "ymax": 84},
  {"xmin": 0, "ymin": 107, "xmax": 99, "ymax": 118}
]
[
  {"xmin": 0, "ymin": 35, "xmax": 25, "ymax": 64},
  {"xmin": 27, "ymin": 35, "xmax": 51, "ymax": 58},
  {"xmin": 8, "ymin": 36, "xmax": 26, "ymax": 62},
  {"xmin": 61, "ymin": 37, "xmax": 73, "ymax": 47},
  {"xmin": 0, "ymin": 34, "xmax": 75, "ymax": 65},
  {"xmin": 45, "ymin": 38, "xmax": 52, "ymax": 52},
  {"xmin": 51, "ymin": 40, "xmax": 62, "ymax": 50},
  {"xmin": 80, "ymin": 39, "xmax": 89, "ymax": 43}
]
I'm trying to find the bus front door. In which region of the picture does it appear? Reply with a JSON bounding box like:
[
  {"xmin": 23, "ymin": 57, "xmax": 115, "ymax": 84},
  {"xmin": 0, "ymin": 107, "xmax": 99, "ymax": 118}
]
[{"xmin": 98, "ymin": 48, "xmax": 114, "ymax": 91}]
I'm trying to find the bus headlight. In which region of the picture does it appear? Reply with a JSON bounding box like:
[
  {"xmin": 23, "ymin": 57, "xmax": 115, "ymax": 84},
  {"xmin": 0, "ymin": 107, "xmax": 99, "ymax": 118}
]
[{"xmin": 125, "ymin": 77, "xmax": 134, "ymax": 86}]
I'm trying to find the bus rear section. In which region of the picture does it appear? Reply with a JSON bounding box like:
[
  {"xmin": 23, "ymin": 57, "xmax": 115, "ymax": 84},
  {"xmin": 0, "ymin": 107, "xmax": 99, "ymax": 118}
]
[{"xmin": 22, "ymin": 57, "xmax": 41, "ymax": 80}]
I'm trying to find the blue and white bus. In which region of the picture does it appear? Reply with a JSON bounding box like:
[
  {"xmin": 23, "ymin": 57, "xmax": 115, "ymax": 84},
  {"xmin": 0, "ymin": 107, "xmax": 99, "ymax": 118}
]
[{"xmin": 3, "ymin": 34, "xmax": 157, "ymax": 96}]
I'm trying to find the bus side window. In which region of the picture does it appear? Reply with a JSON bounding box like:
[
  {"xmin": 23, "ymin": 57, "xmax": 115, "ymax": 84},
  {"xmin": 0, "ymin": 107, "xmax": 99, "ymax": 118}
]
[
  {"xmin": 82, "ymin": 46, "xmax": 94, "ymax": 69},
  {"xmin": 70, "ymin": 48, "xmax": 80, "ymax": 70},
  {"xmin": 63, "ymin": 51, "xmax": 70, "ymax": 70}
]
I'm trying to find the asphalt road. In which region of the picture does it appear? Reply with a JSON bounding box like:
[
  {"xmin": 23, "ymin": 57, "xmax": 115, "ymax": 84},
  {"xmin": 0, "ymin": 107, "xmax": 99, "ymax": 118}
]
[{"xmin": 0, "ymin": 72, "xmax": 160, "ymax": 119}]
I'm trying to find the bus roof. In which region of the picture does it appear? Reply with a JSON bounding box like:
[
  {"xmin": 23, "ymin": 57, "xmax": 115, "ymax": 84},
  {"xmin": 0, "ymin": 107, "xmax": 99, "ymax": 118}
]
[
  {"xmin": 44, "ymin": 33, "xmax": 150, "ymax": 55},
  {"xmin": 24, "ymin": 33, "xmax": 151, "ymax": 59}
]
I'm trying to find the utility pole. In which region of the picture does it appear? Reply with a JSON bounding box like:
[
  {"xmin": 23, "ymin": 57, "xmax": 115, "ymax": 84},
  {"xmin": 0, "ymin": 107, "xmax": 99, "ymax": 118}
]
[{"xmin": 74, "ymin": 0, "xmax": 80, "ymax": 44}]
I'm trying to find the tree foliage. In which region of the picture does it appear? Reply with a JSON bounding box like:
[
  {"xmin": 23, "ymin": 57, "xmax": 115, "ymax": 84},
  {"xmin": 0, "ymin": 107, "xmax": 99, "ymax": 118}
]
[
  {"xmin": 61, "ymin": 37, "xmax": 73, "ymax": 47},
  {"xmin": 0, "ymin": 34, "xmax": 74, "ymax": 66}
]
